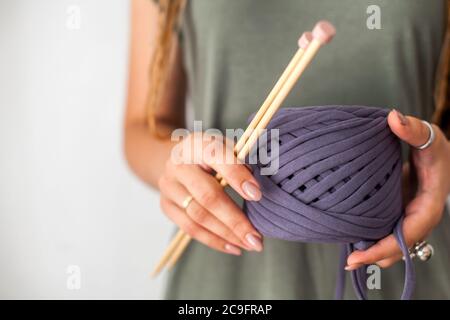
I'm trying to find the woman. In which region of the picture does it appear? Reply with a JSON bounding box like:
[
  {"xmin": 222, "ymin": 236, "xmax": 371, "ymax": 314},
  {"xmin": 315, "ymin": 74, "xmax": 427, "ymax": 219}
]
[{"xmin": 125, "ymin": 0, "xmax": 450, "ymax": 299}]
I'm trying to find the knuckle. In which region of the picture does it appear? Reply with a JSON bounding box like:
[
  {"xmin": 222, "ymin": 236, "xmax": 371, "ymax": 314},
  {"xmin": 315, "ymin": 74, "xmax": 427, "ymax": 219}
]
[
  {"xmin": 226, "ymin": 165, "xmax": 248, "ymax": 183},
  {"xmin": 189, "ymin": 174, "xmax": 211, "ymax": 191},
  {"xmin": 363, "ymin": 255, "xmax": 378, "ymax": 265},
  {"xmin": 223, "ymin": 229, "xmax": 239, "ymax": 242},
  {"xmin": 201, "ymin": 236, "xmax": 216, "ymax": 249},
  {"xmin": 183, "ymin": 222, "xmax": 198, "ymax": 238},
  {"xmin": 201, "ymin": 234, "xmax": 224, "ymax": 252},
  {"xmin": 230, "ymin": 218, "xmax": 251, "ymax": 235},
  {"xmin": 198, "ymin": 187, "xmax": 221, "ymax": 208},
  {"xmin": 186, "ymin": 203, "xmax": 208, "ymax": 224}
]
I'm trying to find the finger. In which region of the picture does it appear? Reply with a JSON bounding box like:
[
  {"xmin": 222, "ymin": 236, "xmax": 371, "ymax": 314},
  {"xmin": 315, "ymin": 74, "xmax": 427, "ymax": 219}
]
[
  {"xmin": 173, "ymin": 163, "xmax": 264, "ymax": 251},
  {"xmin": 177, "ymin": 133, "xmax": 261, "ymax": 201},
  {"xmin": 346, "ymin": 196, "xmax": 441, "ymax": 266},
  {"xmin": 388, "ymin": 110, "xmax": 438, "ymax": 151},
  {"xmin": 346, "ymin": 234, "xmax": 399, "ymax": 267},
  {"xmin": 158, "ymin": 175, "xmax": 250, "ymax": 250},
  {"xmin": 347, "ymin": 194, "xmax": 443, "ymax": 265},
  {"xmin": 388, "ymin": 110, "xmax": 450, "ymax": 197},
  {"xmin": 389, "ymin": 110, "xmax": 450, "ymax": 201},
  {"xmin": 160, "ymin": 197, "xmax": 242, "ymax": 256},
  {"xmin": 344, "ymin": 263, "xmax": 364, "ymax": 271},
  {"xmin": 201, "ymin": 137, "xmax": 262, "ymax": 202},
  {"xmin": 186, "ymin": 201, "xmax": 253, "ymax": 251},
  {"xmin": 376, "ymin": 253, "xmax": 403, "ymax": 269},
  {"xmin": 388, "ymin": 110, "xmax": 430, "ymax": 147}
]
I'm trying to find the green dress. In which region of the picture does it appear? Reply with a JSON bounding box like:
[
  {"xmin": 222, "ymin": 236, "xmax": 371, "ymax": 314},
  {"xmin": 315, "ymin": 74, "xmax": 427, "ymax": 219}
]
[{"xmin": 165, "ymin": 0, "xmax": 450, "ymax": 299}]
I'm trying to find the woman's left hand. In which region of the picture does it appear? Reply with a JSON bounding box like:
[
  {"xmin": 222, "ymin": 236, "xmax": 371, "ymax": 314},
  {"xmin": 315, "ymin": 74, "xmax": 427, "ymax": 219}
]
[{"xmin": 346, "ymin": 109, "xmax": 450, "ymax": 270}]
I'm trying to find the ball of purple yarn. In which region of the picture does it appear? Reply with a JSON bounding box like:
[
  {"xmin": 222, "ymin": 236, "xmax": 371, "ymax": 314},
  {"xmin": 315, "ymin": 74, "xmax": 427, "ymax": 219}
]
[
  {"xmin": 245, "ymin": 105, "xmax": 402, "ymax": 243},
  {"xmin": 244, "ymin": 105, "xmax": 414, "ymax": 299}
]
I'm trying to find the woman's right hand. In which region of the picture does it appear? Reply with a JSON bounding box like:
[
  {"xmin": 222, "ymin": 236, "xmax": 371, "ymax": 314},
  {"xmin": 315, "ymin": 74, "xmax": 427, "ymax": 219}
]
[{"xmin": 158, "ymin": 132, "xmax": 264, "ymax": 256}]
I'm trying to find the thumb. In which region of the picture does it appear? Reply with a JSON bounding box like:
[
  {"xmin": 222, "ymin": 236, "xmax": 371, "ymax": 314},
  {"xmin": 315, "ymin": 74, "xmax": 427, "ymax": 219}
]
[{"xmin": 387, "ymin": 109, "xmax": 431, "ymax": 148}]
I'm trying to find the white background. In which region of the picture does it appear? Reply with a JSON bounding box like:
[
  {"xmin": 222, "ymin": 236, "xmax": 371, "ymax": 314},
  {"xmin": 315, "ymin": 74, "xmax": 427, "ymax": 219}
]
[{"xmin": 0, "ymin": 0, "xmax": 173, "ymax": 299}]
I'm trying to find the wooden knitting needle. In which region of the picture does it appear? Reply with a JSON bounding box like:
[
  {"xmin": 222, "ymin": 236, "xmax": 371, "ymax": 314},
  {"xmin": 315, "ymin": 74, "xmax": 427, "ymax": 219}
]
[
  {"xmin": 216, "ymin": 31, "xmax": 313, "ymax": 187},
  {"xmin": 166, "ymin": 230, "xmax": 192, "ymax": 268},
  {"xmin": 216, "ymin": 33, "xmax": 313, "ymax": 184},
  {"xmin": 232, "ymin": 32, "xmax": 313, "ymax": 163},
  {"xmin": 237, "ymin": 21, "xmax": 336, "ymax": 160},
  {"xmin": 214, "ymin": 32, "xmax": 313, "ymax": 183},
  {"xmin": 150, "ymin": 32, "xmax": 314, "ymax": 277},
  {"xmin": 150, "ymin": 229, "xmax": 185, "ymax": 277}
]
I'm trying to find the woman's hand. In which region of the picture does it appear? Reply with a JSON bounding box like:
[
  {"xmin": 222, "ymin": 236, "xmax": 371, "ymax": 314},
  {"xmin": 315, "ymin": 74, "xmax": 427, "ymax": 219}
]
[
  {"xmin": 346, "ymin": 110, "xmax": 450, "ymax": 270},
  {"xmin": 158, "ymin": 132, "xmax": 264, "ymax": 256}
]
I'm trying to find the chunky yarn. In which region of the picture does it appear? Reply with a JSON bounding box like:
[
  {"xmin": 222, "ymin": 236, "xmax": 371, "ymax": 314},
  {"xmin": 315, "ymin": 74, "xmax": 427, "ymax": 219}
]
[{"xmin": 245, "ymin": 105, "xmax": 415, "ymax": 299}]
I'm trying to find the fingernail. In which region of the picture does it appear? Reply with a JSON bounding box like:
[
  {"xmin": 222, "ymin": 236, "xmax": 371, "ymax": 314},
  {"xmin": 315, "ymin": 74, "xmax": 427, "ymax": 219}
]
[
  {"xmin": 245, "ymin": 233, "xmax": 263, "ymax": 252},
  {"xmin": 394, "ymin": 109, "xmax": 409, "ymax": 126},
  {"xmin": 345, "ymin": 263, "xmax": 363, "ymax": 271},
  {"xmin": 242, "ymin": 181, "xmax": 262, "ymax": 201},
  {"xmin": 224, "ymin": 243, "xmax": 242, "ymax": 256}
]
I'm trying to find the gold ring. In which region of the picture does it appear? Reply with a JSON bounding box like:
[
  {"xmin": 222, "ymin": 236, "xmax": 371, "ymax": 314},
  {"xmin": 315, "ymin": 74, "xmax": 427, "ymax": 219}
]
[{"xmin": 182, "ymin": 195, "xmax": 194, "ymax": 210}]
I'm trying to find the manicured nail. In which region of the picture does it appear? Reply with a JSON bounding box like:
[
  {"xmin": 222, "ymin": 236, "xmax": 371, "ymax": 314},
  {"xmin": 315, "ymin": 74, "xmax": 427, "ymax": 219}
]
[
  {"xmin": 394, "ymin": 109, "xmax": 409, "ymax": 126},
  {"xmin": 242, "ymin": 181, "xmax": 262, "ymax": 201},
  {"xmin": 225, "ymin": 244, "xmax": 242, "ymax": 256},
  {"xmin": 245, "ymin": 233, "xmax": 263, "ymax": 252},
  {"xmin": 345, "ymin": 263, "xmax": 363, "ymax": 271}
]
